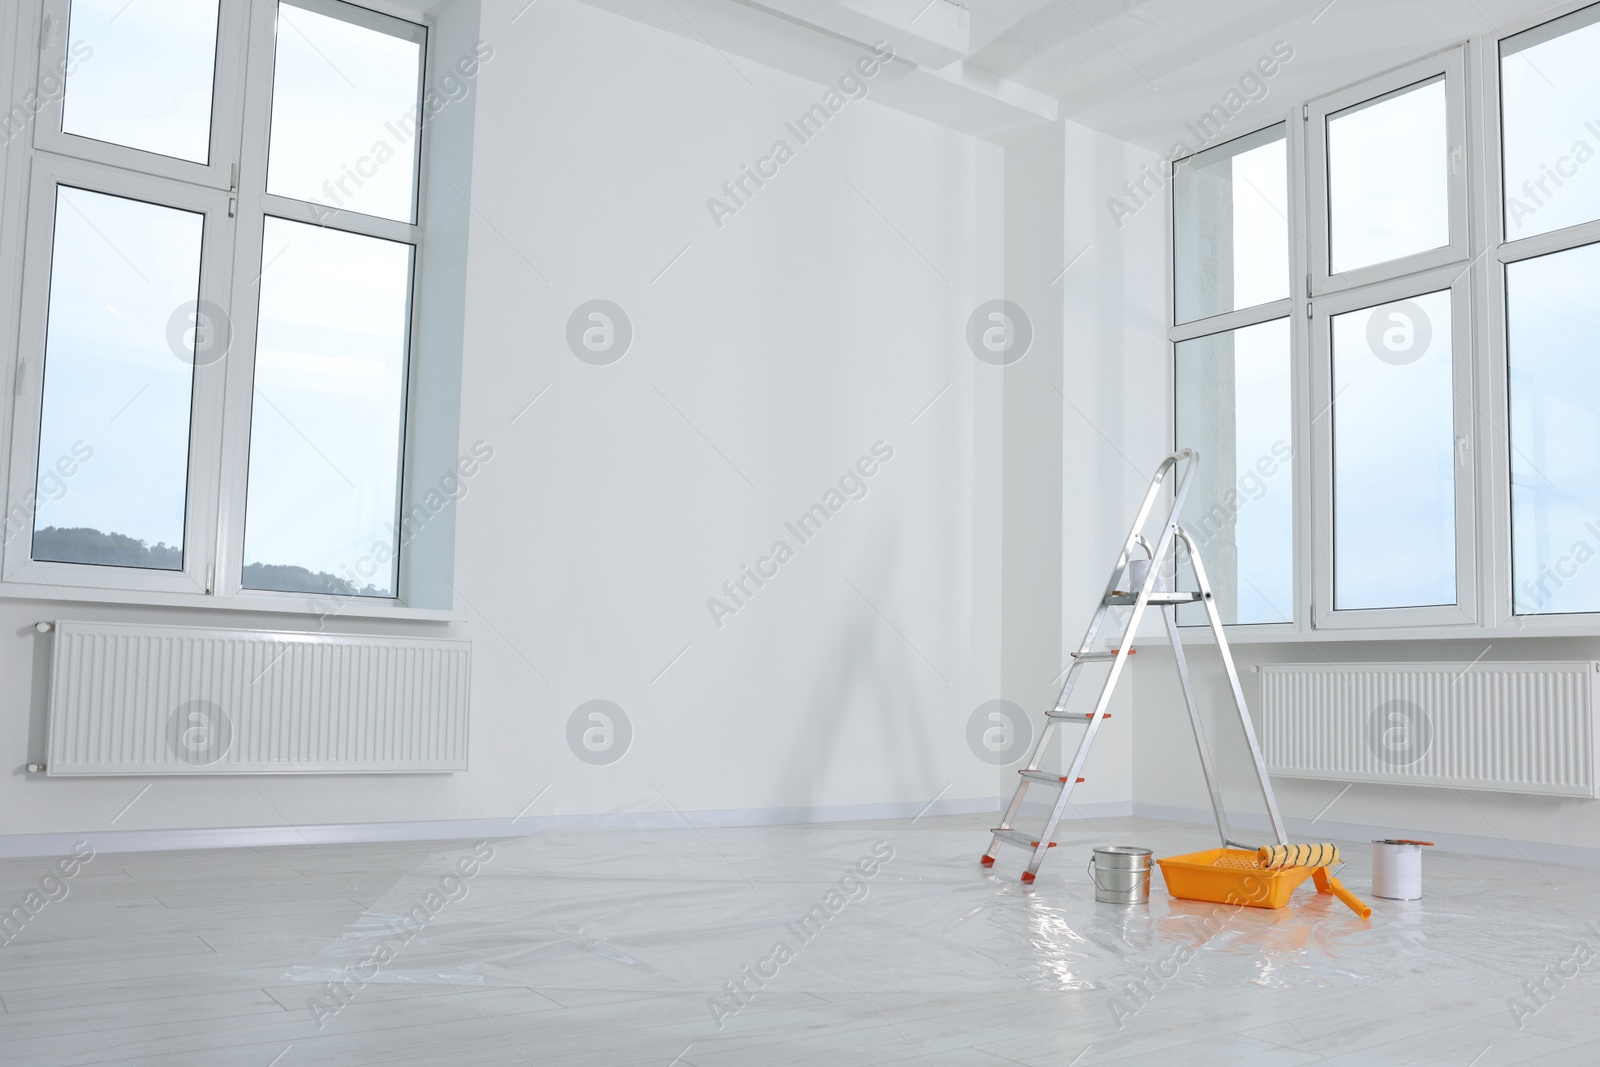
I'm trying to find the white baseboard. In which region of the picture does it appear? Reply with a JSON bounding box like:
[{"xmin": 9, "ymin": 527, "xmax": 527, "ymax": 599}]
[
  {"xmin": 0, "ymin": 795, "xmax": 1006, "ymax": 859},
  {"xmin": 1134, "ymin": 801, "xmax": 1600, "ymax": 870}
]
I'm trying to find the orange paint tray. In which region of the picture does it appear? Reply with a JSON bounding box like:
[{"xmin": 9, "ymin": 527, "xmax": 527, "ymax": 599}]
[{"xmin": 1156, "ymin": 848, "xmax": 1316, "ymax": 909}]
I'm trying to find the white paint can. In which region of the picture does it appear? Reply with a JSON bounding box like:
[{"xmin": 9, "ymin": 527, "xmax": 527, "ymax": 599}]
[
  {"xmin": 1123, "ymin": 559, "xmax": 1162, "ymax": 592},
  {"xmin": 1371, "ymin": 840, "xmax": 1425, "ymax": 900}
]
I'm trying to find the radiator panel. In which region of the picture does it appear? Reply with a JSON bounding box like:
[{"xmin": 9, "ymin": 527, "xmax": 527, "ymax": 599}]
[
  {"xmin": 1259, "ymin": 662, "xmax": 1598, "ymax": 797},
  {"xmin": 46, "ymin": 621, "xmax": 470, "ymax": 775}
]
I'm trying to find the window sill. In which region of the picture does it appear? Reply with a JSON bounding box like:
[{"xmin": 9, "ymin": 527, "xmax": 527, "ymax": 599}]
[
  {"xmin": 1172, "ymin": 619, "xmax": 1600, "ymax": 645},
  {"xmin": 0, "ymin": 581, "xmax": 465, "ymax": 623}
]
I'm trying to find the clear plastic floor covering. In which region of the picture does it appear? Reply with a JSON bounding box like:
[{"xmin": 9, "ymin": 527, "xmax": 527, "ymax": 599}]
[{"xmin": 270, "ymin": 814, "xmax": 1600, "ymax": 1065}]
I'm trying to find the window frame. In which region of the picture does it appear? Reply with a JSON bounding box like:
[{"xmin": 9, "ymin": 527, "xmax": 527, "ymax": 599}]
[
  {"xmin": 32, "ymin": 0, "xmax": 249, "ymax": 189},
  {"xmin": 0, "ymin": 0, "xmax": 459, "ymax": 621},
  {"xmin": 1306, "ymin": 49, "xmax": 1472, "ymax": 297},
  {"xmin": 3, "ymin": 154, "xmax": 233, "ymax": 595},
  {"xmin": 1168, "ymin": 118, "xmax": 1309, "ymax": 635},
  {"xmin": 1167, "ymin": 2, "xmax": 1600, "ymax": 644},
  {"xmin": 217, "ymin": 0, "xmax": 426, "ymax": 606},
  {"xmin": 1481, "ymin": 0, "xmax": 1600, "ymax": 634},
  {"xmin": 1307, "ymin": 265, "xmax": 1479, "ymax": 630}
]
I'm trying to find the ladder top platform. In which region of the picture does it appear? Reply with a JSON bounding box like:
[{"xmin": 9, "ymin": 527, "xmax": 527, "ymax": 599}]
[{"xmin": 1103, "ymin": 590, "xmax": 1203, "ymax": 606}]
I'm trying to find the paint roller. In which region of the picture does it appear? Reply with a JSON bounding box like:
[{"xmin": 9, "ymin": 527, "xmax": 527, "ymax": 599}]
[
  {"xmin": 1257, "ymin": 843, "xmax": 1372, "ymax": 919},
  {"xmin": 1258, "ymin": 843, "xmax": 1340, "ymax": 870}
]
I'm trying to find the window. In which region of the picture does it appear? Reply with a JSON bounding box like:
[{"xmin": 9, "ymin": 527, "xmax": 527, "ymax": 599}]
[
  {"xmin": 1502, "ymin": 3, "xmax": 1600, "ymax": 619},
  {"xmin": 1170, "ymin": 124, "xmax": 1295, "ymax": 626},
  {"xmin": 1168, "ymin": 6, "xmax": 1600, "ymax": 638},
  {"xmin": 243, "ymin": 220, "xmax": 413, "ymax": 597},
  {"xmin": 1501, "ymin": 4, "xmax": 1600, "ymax": 240},
  {"xmin": 264, "ymin": 0, "xmax": 425, "ymax": 222},
  {"xmin": 1507, "ymin": 245, "xmax": 1600, "ymax": 614},
  {"xmin": 1306, "ymin": 51, "xmax": 1475, "ymax": 630},
  {"xmin": 59, "ymin": 0, "xmax": 222, "ymax": 164},
  {"xmin": 1174, "ymin": 317, "xmax": 1294, "ymax": 624},
  {"xmin": 1325, "ymin": 77, "xmax": 1452, "ymax": 274},
  {"xmin": 1329, "ymin": 289, "xmax": 1457, "ymax": 610},
  {"xmin": 6, "ymin": 0, "xmax": 430, "ymax": 605},
  {"xmin": 32, "ymin": 188, "xmax": 202, "ymax": 571},
  {"xmin": 1173, "ymin": 125, "xmax": 1290, "ymax": 325}
]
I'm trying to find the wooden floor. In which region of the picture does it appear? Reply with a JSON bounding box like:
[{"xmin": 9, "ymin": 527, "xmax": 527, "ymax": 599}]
[{"xmin": 1, "ymin": 814, "xmax": 1598, "ymax": 1065}]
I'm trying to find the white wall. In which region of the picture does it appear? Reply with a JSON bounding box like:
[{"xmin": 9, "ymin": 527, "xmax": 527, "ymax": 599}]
[
  {"xmin": 1044, "ymin": 121, "xmax": 1170, "ymax": 809},
  {"xmin": 454, "ymin": 0, "xmax": 1006, "ymax": 823},
  {"xmin": 1, "ymin": 0, "xmax": 1034, "ymax": 845}
]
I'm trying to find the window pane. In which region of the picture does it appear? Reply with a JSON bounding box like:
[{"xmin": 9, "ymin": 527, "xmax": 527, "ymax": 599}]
[
  {"xmin": 243, "ymin": 218, "xmax": 411, "ymax": 597},
  {"xmin": 266, "ymin": 1, "xmax": 425, "ymax": 223},
  {"xmin": 1508, "ymin": 243, "xmax": 1600, "ymax": 614},
  {"xmin": 61, "ymin": 0, "xmax": 220, "ymax": 164},
  {"xmin": 33, "ymin": 187, "xmax": 200, "ymax": 570},
  {"xmin": 1174, "ymin": 125, "xmax": 1289, "ymax": 324},
  {"xmin": 1175, "ymin": 318, "xmax": 1294, "ymax": 624},
  {"xmin": 1331, "ymin": 289, "xmax": 1456, "ymax": 609},
  {"xmin": 1327, "ymin": 77, "xmax": 1451, "ymax": 274},
  {"xmin": 1502, "ymin": 4, "xmax": 1600, "ymax": 240}
]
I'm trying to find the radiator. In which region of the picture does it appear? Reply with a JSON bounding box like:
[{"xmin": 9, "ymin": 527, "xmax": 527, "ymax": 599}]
[
  {"xmin": 45, "ymin": 621, "xmax": 470, "ymax": 775},
  {"xmin": 1258, "ymin": 661, "xmax": 1599, "ymax": 798}
]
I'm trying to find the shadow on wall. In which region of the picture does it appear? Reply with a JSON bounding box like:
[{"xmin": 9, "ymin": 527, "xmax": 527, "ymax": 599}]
[{"xmin": 780, "ymin": 518, "xmax": 953, "ymax": 813}]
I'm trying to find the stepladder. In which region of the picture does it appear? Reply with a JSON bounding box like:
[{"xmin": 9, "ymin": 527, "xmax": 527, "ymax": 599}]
[{"xmin": 981, "ymin": 448, "xmax": 1288, "ymax": 884}]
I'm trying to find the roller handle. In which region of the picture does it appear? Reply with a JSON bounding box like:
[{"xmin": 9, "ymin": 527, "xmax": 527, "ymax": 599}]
[{"xmin": 1313, "ymin": 868, "xmax": 1372, "ymax": 919}]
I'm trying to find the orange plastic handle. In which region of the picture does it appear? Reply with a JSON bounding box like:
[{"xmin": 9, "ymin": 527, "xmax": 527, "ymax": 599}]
[{"xmin": 1314, "ymin": 869, "xmax": 1372, "ymax": 919}]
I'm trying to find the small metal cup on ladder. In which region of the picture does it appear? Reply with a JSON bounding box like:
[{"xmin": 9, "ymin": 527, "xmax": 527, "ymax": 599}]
[{"xmin": 981, "ymin": 448, "xmax": 1288, "ymax": 884}]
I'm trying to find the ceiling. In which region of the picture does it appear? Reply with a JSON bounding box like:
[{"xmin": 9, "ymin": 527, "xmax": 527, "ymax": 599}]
[
  {"xmin": 725, "ymin": 0, "xmax": 1576, "ymax": 146},
  {"xmin": 962, "ymin": 0, "xmax": 1567, "ymax": 148}
]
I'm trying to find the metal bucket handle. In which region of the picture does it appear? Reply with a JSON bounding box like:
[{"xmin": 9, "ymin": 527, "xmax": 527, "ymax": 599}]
[
  {"xmin": 1086, "ymin": 855, "xmax": 1119, "ymax": 892},
  {"xmin": 1088, "ymin": 850, "xmax": 1151, "ymax": 892}
]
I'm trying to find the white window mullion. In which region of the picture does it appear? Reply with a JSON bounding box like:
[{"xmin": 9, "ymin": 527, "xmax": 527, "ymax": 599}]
[
  {"xmin": 210, "ymin": 0, "xmax": 282, "ymax": 601},
  {"xmin": 1287, "ymin": 89, "xmax": 1315, "ymax": 634}
]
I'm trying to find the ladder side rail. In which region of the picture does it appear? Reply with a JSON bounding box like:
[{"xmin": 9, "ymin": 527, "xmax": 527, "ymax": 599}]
[
  {"xmin": 1174, "ymin": 525, "xmax": 1288, "ymax": 845},
  {"xmin": 1160, "ymin": 603, "xmax": 1234, "ymax": 847},
  {"xmin": 1026, "ymin": 453, "xmax": 1204, "ymax": 878},
  {"xmin": 992, "ymin": 450, "xmax": 1206, "ymax": 882},
  {"xmin": 1027, "ymin": 547, "xmax": 1173, "ymax": 878}
]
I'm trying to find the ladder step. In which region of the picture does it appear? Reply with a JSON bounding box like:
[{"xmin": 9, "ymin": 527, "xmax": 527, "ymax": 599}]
[
  {"xmin": 1072, "ymin": 650, "xmax": 1135, "ymax": 663},
  {"xmin": 1018, "ymin": 770, "xmax": 1087, "ymax": 786},
  {"xmin": 1104, "ymin": 591, "xmax": 1202, "ymax": 606},
  {"xmin": 1045, "ymin": 711, "xmax": 1112, "ymax": 721},
  {"xmin": 990, "ymin": 828, "xmax": 1057, "ymax": 851}
]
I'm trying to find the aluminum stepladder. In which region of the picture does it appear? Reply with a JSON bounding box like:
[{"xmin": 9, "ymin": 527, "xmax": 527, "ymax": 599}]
[{"xmin": 981, "ymin": 448, "xmax": 1288, "ymax": 884}]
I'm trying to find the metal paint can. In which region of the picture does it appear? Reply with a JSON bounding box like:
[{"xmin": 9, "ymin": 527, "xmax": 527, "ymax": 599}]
[{"xmin": 1089, "ymin": 846, "xmax": 1152, "ymax": 905}]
